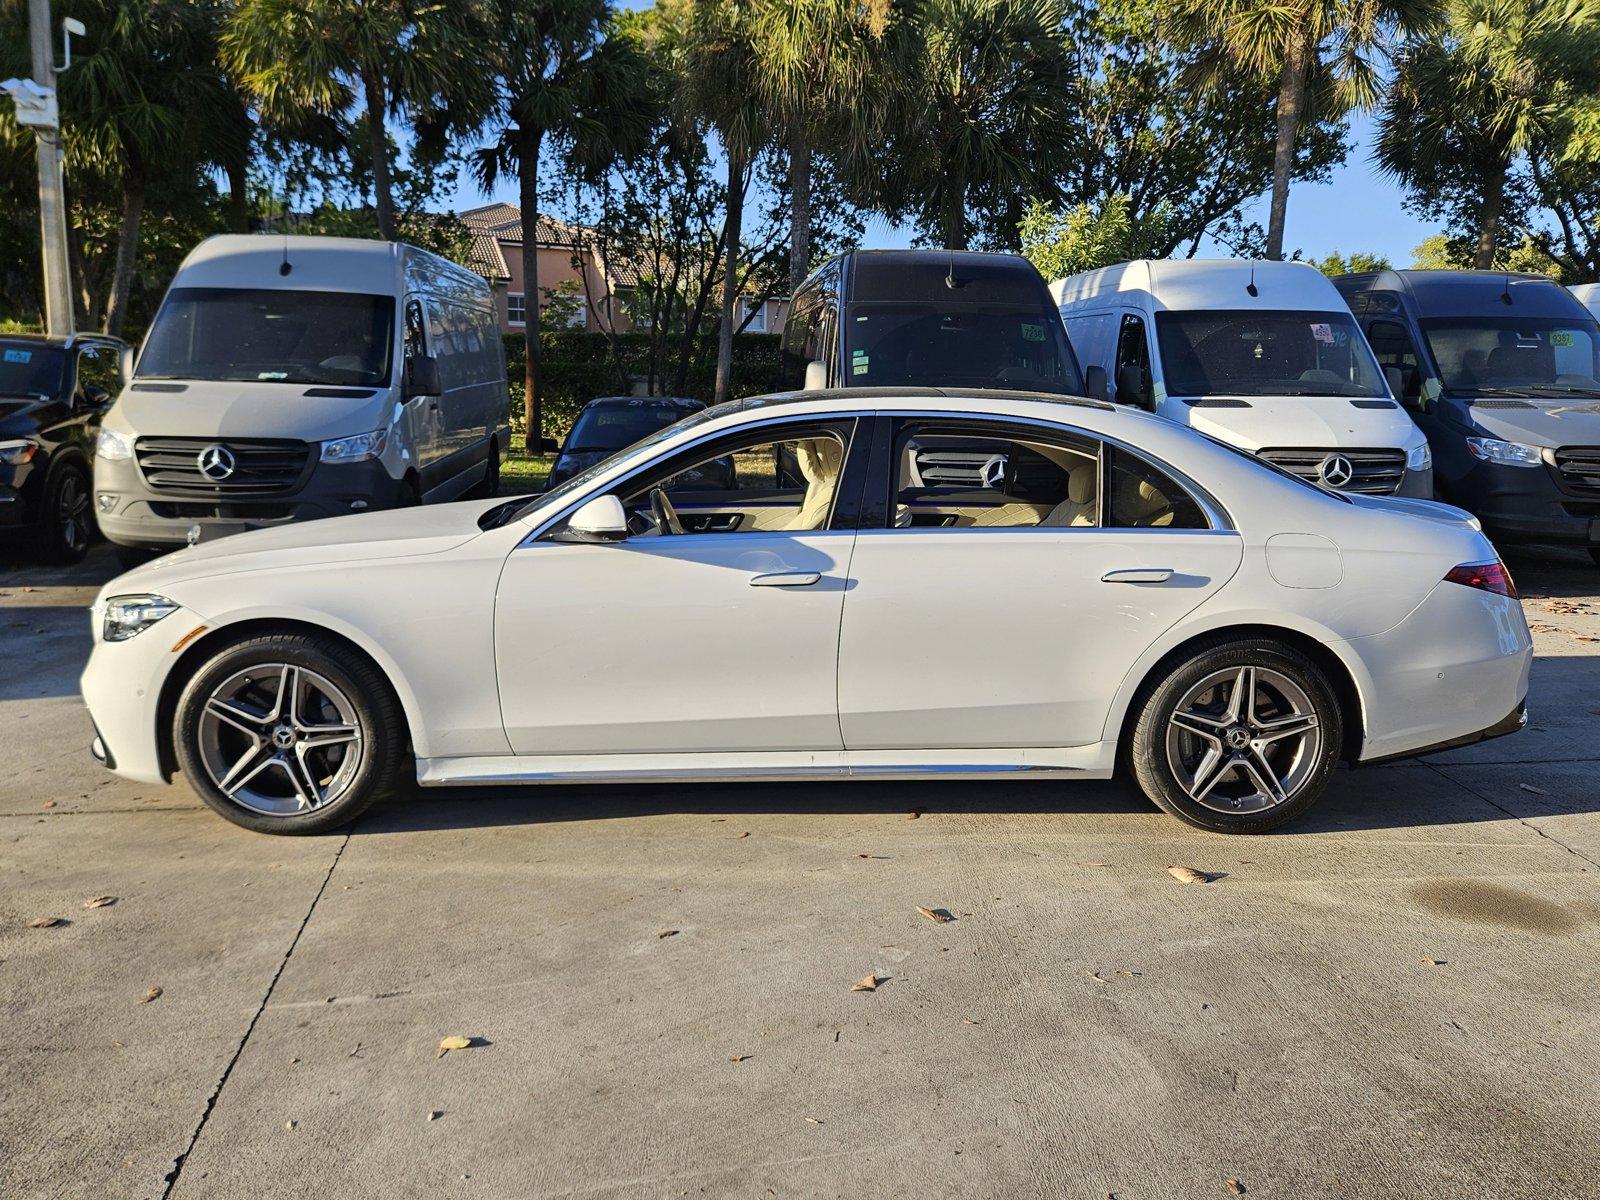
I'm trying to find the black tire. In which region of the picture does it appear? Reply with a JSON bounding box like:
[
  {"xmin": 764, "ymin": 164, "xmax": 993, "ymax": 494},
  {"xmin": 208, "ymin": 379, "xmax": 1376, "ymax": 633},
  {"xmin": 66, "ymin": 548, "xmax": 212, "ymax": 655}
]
[
  {"xmin": 28, "ymin": 458, "xmax": 93, "ymax": 565},
  {"xmin": 1587, "ymin": 547, "xmax": 1600, "ymax": 569},
  {"xmin": 472, "ymin": 440, "xmax": 501, "ymax": 499},
  {"xmin": 113, "ymin": 544, "xmax": 159, "ymax": 571},
  {"xmin": 173, "ymin": 631, "xmax": 407, "ymax": 835},
  {"xmin": 1128, "ymin": 636, "xmax": 1343, "ymax": 834}
]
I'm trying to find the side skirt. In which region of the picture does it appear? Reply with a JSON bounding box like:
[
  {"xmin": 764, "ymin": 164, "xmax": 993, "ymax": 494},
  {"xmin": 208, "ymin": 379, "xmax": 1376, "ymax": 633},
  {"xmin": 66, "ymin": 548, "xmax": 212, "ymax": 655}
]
[{"xmin": 415, "ymin": 746, "xmax": 1115, "ymax": 788}]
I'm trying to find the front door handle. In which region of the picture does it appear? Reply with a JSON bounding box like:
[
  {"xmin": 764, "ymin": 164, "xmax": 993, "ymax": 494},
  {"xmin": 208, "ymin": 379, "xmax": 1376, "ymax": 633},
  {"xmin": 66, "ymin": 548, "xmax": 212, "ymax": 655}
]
[
  {"xmin": 749, "ymin": 571, "xmax": 821, "ymax": 587},
  {"xmin": 1101, "ymin": 567, "xmax": 1174, "ymax": 584}
]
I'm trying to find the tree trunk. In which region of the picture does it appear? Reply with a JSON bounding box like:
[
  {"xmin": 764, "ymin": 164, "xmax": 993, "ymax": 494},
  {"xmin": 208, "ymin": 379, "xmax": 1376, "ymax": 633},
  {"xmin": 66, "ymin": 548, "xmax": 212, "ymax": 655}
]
[
  {"xmin": 518, "ymin": 129, "xmax": 546, "ymax": 449},
  {"xmin": 103, "ymin": 178, "xmax": 144, "ymax": 338},
  {"xmin": 225, "ymin": 155, "xmax": 250, "ymax": 234},
  {"xmin": 715, "ymin": 146, "xmax": 746, "ymax": 407},
  {"xmin": 362, "ymin": 69, "xmax": 397, "ymax": 240},
  {"xmin": 1265, "ymin": 29, "xmax": 1312, "ymax": 262},
  {"xmin": 942, "ymin": 166, "xmax": 967, "ymax": 251},
  {"xmin": 1474, "ymin": 157, "xmax": 1510, "ymax": 270},
  {"xmin": 788, "ymin": 124, "xmax": 811, "ymax": 296}
]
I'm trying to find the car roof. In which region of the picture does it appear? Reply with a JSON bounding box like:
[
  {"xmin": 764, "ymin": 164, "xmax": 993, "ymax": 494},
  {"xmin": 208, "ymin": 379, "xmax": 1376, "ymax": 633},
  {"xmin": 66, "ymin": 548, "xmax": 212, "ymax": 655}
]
[
  {"xmin": 585, "ymin": 395, "xmax": 701, "ymax": 409},
  {"xmin": 1336, "ymin": 268, "xmax": 1590, "ymax": 321},
  {"xmin": 0, "ymin": 331, "xmax": 127, "ymax": 351}
]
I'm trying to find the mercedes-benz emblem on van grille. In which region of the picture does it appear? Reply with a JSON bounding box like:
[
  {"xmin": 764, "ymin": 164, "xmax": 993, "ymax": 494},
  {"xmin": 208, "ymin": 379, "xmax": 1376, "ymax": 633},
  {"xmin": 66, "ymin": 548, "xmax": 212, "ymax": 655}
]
[
  {"xmin": 1318, "ymin": 453, "xmax": 1355, "ymax": 488},
  {"xmin": 196, "ymin": 444, "xmax": 237, "ymax": 481}
]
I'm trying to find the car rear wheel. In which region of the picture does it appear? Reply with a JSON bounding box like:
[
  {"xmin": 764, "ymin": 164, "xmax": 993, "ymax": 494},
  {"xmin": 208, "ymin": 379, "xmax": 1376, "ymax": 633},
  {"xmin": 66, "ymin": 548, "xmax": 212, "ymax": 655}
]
[
  {"xmin": 29, "ymin": 459, "xmax": 92, "ymax": 564},
  {"xmin": 174, "ymin": 632, "xmax": 406, "ymax": 834},
  {"xmin": 1129, "ymin": 638, "xmax": 1342, "ymax": 834}
]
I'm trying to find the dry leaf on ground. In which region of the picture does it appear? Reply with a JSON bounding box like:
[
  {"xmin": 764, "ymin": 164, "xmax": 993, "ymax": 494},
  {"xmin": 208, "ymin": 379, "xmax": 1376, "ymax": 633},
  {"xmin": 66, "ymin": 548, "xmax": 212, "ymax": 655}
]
[
  {"xmin": 1518, "ymin": 783, "xmax": 1547, "ymax": 795},
  {"xmin": 804, "ymin": 1116, "xmax": 824, "ymax": 1124},
  {"xmin": 41, "ymin": 800, "xmax": 55, "ymax": 809},
  {"xmin": 140, "ymin": 987, "xmax": 162, "ymax": 1003},
  {"xmin": 436, "ymin": 1035, "xmax": 473, "ymax": 1058},
  {"xmin": 28, "ymin": 917, "xmax": 65, "ymax": 928},
  {"xmin": 1527, "ymin": 623, "xmax": 1558, "ymax": 633},
  {"xmin": 906, "ymin": 810, "xmax": 921, "ymax": 820},
  {"xmin": 83, "ymin": 896, "xmax": 117, "ymax": 909},
  {"xmin": 1226, "ymin": 1180, "xmax": 1246, "ymax": 1196},
  {"xmin": 729, "ymin": 1054, "xmax": 752, "ymax": 1063},
  {"xmin": 851, "ymin": 973, "xmax": 883, "ymax": 992},
  {"xmin": 916, "ymin": 905, "xmax": 955, "ymax": 924},
  {"xmin": 1420, "ymin": 958, "xmax": 1446, "ymax": 966},
  {"xmin": 656, "ymin": 929, "xmax": 679, "ymax": 939},
  {"xmin": 1167, "ymin": 866, "xmax": 1215, "ymax": 884},
  {"xmin": 428, "ymin": 1110, "xmax": 442, "ymax": 1121}
]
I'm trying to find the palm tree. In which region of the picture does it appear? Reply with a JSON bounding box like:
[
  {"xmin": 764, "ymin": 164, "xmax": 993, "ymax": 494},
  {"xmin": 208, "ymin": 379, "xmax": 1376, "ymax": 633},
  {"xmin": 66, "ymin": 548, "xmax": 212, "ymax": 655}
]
[
  {"xmin": 469, "ymin": 0, "xmax": 654, "ymax": 449},
  {"xmin": 748, "ymin": 0, "xmax": 890, "ymax": 294},
  {"xmin": 1377, "ymin": 0, "xmax": 1600, "ymax": 269},
  {"xmin": 1169, "ymin": 0, "xmax": 1438, "ymax": 261},
  {"xmin": 659, "ymin": 0, "xmax": 770, "ymax": 405},
  {"xmin": 224, "ymin": 0, "xmax": 481, "ymax": 241},
  {"xmin": 870, "ymin": 0, "xmax": 1077, "ymax": 252}
]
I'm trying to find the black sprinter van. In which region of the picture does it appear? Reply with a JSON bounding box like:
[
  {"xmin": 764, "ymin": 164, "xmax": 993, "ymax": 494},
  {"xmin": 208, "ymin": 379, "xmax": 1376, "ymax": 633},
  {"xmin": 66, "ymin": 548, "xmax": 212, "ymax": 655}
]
[
  {"xmin": 1336, "ymin": 269, "xmax": 1600, "ymax": 564},
  {"xmin": 779, "ymin": 250, "xmax": 1094, "ymax": 397}
]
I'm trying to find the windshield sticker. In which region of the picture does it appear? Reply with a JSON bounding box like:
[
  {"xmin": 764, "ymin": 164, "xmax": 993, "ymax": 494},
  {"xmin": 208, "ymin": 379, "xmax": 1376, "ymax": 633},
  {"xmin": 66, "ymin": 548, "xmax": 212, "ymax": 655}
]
[
  {"xmin": 1552, "ymin": 330, "xmax": 1575, "ymax": 347},
  {"xmin": 1021, "ymin": 323, "xmax": 1045, "ymax": 342},
  {"xmin": 1310, "ymin": 323, "xmax": 1335, "ymax": 344},
  {"xmin": 852, "ymin": 363, "xmax": 870, "ymax": 375},
  {"xmin": 3, "ymin": 349, "xmax": 32, "ymax": 363},
  {"xmin": 256, "ymin": 371, "xmax": 288, "ymax": 380}
]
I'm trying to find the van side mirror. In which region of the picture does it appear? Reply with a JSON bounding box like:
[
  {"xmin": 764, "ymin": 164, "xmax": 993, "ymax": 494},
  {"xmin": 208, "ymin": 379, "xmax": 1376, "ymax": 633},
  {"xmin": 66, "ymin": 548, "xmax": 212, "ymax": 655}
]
[
  {"xmin": 1384, "ymin": 366, "xmax": 1404, "ymax": 401},
  {"xmin": 1115, "ymin": 362, "xmax": 1149, "ymax": 408},
  {"xmin": 82, "ymin": 384, "xmax": 110, "ymax": 410},
  {"xmin": 555, "ymin": 493, "xmax": 629, "ymax": 543},
  {"xmin": 403, "ymin": 354, "xmax": 442, "ymax": 399},
  {"xmin": 117, "ymin": 345, "xmax": 134, "ymax": 387},
  {"xmin": 1084, "ymin": 365, "xmax": 1108, "ymax": 402},
  {"xmin": 803, "ymin": 360, "xmax": 828, "ymax": 391}
]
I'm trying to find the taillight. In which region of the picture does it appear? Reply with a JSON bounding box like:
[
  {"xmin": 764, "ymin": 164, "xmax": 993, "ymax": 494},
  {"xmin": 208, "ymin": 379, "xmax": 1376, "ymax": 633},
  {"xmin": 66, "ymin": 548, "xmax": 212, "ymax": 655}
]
[{"xmin": 1444, "ymin": 560, "xmax": 1517, "ymax": 598}]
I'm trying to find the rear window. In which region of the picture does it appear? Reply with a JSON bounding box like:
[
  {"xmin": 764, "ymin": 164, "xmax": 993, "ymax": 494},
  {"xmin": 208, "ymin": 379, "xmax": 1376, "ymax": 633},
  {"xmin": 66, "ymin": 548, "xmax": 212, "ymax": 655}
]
[{"xmin": 843, "ymin": 305, "xmax": 1084, "ymax": 394}]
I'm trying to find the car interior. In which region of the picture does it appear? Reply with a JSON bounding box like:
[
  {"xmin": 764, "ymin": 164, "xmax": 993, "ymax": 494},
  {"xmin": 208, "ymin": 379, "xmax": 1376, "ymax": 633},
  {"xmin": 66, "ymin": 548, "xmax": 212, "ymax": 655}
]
[{"xmin": 622, "ymin": 432, "xmax": 848, "ymax": 536}]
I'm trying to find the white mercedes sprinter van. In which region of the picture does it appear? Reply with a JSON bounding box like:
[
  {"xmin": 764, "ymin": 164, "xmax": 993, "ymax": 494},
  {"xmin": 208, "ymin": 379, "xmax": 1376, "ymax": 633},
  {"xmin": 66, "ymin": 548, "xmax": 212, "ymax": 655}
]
[
  {"xmin": 94, "ymin": 235, "xmax": 510, "ymax": 558},
  {"xmin": 1053, "ymin": 259, "xmax": 1433, "ymax": 496},
  {"xmin": 1569, "ymin": 282, "xmax": 1600, "ymax": 322}
]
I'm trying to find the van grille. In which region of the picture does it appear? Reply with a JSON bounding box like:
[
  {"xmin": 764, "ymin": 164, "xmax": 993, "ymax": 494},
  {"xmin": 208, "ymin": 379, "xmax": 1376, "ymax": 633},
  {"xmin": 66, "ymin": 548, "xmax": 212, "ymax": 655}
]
[
  {"xmin": 1554, "ymin": 446, "xmax": 1600, "ymax": 493},
  {"xmin": 134, "ymin": 437, "xmax": 311, "ymax": 496},
  {"xmin": 1256, "ymin": 447, "xmax": 1408, "ymax": 495}
]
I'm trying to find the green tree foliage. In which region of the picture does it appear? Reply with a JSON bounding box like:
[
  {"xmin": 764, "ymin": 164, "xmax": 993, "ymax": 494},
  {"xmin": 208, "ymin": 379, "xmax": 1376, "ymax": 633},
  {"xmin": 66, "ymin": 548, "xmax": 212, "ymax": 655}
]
[
  {"xmin": 1410, "ymin": 232, "xmax": 1563, "ymax": 277},
  {"xmin": 1019, "ymin": 196, "xmax": 1177, "ymax": 279},
  {"xmin": 1307, "ymin": 250, "xmax": 1392, "ymax": 276}
]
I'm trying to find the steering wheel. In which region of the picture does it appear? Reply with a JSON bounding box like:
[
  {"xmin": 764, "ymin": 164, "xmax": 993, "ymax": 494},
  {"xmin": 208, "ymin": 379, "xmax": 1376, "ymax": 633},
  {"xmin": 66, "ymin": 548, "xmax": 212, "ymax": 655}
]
[{"xmin": 649, "ymin": 487, "xmax": 684, "ymax": 536}]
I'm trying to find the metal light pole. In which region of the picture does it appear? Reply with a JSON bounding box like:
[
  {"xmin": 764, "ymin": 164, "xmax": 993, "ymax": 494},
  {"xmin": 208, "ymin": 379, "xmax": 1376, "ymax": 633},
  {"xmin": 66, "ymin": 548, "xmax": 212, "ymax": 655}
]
[{"xmin": 28, "ymin": 0, "xmax": 74, "ymax": 335}]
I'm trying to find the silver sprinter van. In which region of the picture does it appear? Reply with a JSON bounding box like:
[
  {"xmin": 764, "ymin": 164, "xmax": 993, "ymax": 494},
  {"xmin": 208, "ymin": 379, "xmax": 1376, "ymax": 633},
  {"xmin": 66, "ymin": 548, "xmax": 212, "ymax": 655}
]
[{"xmin": 94, "ymin": 235, "xmax": 509, "ymax": 558}]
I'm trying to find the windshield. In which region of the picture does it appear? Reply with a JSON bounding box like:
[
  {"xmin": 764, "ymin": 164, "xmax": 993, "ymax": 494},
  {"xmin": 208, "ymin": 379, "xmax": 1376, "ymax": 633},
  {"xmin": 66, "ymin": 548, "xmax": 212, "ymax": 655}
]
[
  {"xmin": 565, "ymin": 401, "xmax": 699, "ymax": 453},
  {"xmin": 843, "ymin": 304, "xmax": 1085, "ymax": 394},
  {"xmin": 1155, "ymin": 310, "xmax": 1386, "ymax": 398},
  {"xmin": 0, "ymin": 342, "xmax": 67, "ymax": 398},
  {"xmin": 138, "ymin": 287, "xmax": 395, "ymax": 386},
  {"xmin": 1420, "ymin": 316, "xmax": 1600, "ymax": 397}
]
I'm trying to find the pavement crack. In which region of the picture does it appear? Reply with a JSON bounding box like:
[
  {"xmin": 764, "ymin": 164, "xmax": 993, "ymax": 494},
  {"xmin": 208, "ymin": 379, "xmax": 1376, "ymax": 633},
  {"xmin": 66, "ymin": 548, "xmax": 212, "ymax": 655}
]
[
  {"xmin": 1423, "ymin": 760, "xmax": 1600, "ymax": 870},
  {"xmin": 159, "ymin": 831, "xmax": 350, "ymax": 1198}
]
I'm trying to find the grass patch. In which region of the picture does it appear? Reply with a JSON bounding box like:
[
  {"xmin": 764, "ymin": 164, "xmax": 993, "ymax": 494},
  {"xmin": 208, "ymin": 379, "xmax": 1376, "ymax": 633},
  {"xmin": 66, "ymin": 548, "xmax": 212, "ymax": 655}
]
[{"xmin": 500, "ymin": 450, "xmax": 555, "ymax": 496}]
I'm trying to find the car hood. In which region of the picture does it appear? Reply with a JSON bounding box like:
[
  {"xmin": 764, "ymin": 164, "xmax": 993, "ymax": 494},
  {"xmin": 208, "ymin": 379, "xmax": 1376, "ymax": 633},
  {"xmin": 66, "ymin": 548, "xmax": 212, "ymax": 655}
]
[
  {"xmin": 102, "ymin": 498, "xmax": 504, "ymax": 598},
  {"xmin": 108, "ymin": 380, "xmax": 391, "ymax": 443},
  {"xmin": 1465, "ymin": 397, "xmax": 1600, "ymax": 447},
  {"xmin": 1176, "ymin": 395, "xmax": 1422, "ymax": 452},
  {"xmin": 0, "ymin": 396, "xmax": 50, "ymax": 437}
]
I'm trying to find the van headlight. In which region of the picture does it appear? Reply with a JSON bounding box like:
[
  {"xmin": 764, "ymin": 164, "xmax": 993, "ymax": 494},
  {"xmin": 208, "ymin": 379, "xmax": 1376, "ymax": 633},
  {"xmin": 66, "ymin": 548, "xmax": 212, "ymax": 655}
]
[
  {"xmin": 1406, "ymin": 442, "xmax": 1432, "ymax": 471},
  {"xmin": 321, "ymin": 429, "xmax": 388, "ymax": 464},
  {"xmin": 95, "ymin": 428, "xmax": 134, "ymax": 461},
  {"xmin": 1466, "ymin": 437, "xmax": 1542, "ymax": 468},
  {"xmin": 102, "ymin": 594, "xmax": 179, "ymax": 642}
]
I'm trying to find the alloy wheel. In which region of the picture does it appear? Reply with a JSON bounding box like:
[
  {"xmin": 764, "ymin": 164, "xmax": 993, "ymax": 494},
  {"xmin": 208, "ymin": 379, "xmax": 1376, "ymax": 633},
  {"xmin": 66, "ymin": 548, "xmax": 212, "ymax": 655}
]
[
  {"xmin": 195, "ymin": 663, "xmax": 364, "ymax": 816},
  {"xmin": 57, "ymin": 472, "xmax": 90, "ymax": 555},
  {"xmin": 1164, "ymin": 665, "xmax": 1322, "ymax": 814}
]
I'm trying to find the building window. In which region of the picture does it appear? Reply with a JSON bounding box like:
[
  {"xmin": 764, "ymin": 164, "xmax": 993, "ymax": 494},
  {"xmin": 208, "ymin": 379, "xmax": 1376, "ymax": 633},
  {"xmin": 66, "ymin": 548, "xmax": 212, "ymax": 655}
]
[
  {"xmin": 507, "ymin": 292, "xmax": 526, "ymax": 327},
  {"xmin": 738, "ymin": 297, "xmax": 768, "ymax": 334}
]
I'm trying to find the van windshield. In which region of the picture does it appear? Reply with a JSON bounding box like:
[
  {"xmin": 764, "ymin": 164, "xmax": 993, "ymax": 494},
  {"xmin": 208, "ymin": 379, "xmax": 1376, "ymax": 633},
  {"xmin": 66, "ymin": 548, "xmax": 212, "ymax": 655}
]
[
  {"xmin": 843, "ymin": 305, "xmax": 1084, "ymax": 394},
  {"xmin": 138, "ymin": 287, "xmax": 395, "ymax": 387},
  {"xmin": 1155, "ymin": 310, "xmax": 1386, "ymax": 398},
  {"xmin": 1420, "ymin": 316, "xmax": 1600, "ymax": 397},
  {"xmin": 0, "ymin": 342, "xmax": 67, "ymax": 398}
]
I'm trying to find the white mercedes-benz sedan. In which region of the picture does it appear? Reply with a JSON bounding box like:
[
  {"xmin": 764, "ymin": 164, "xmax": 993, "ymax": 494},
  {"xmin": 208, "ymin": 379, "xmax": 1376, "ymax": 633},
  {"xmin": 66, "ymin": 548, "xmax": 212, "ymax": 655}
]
[{"xmin": 81, "ymin": 389, "xmax": 1531, "ymax": 836}]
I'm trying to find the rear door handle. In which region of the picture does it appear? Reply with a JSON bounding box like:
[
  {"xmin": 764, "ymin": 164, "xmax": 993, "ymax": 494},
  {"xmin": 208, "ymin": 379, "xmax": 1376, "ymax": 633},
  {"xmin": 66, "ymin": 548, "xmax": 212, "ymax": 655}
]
[
  {"xmin": 749, "ymin": 571, "xmax": 822, "ymax": 587},
  {"xmin": 1101, "ymin": 568, "xmax": 1174, "ymax": 584}
]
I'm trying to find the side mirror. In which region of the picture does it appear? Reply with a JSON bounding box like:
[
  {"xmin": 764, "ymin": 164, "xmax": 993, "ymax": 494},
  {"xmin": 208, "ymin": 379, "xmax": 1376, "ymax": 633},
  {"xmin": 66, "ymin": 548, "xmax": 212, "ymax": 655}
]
[
  {"xmin": 403, "ymin": 354, "xmax": 442, "ymax": 399},
  {"xmin": 557, "ymin": 493, "xmax": 628, "ymax": 544},
  {"xmin": 82, "ymin": 384, "xmax": 110, "ymax": 410},
  {"xmin": 803, "ymin": 360, "xmax": 828, "ymax": 390},
  {"xmin": 117, "ymin": 345, "xmax": 134, "ymax": 387},
  {"xmin": 1084, "ymin": 364, "xmax": 1108, "ymax": 402},
  {"xmin": 1115, "ymin": 361, "xmax": 1149, "ymax": 408}
]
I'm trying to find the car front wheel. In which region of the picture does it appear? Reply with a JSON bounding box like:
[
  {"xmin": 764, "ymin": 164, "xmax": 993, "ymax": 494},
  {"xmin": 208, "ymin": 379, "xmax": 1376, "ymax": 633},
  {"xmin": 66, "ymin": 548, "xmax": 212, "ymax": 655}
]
[
  {"xmin": 1129, "ymin": 638, "xmax": 1342, "ymax": 834},
  {"xmin": 173, "ymin": 632, "xmax": 406, "ymax": 834}
]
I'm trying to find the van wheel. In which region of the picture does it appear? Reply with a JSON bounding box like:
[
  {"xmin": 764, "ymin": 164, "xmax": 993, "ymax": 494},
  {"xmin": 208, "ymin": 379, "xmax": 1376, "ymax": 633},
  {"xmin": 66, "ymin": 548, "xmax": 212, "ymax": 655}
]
[
  {"xmin": 29, "ymin": 459, "xmax": 93, "ymax": 565},
  {"xmin": 114, "ymin": 544, "xmax": 159, "ymax": 571},
  {"xmin": 1587, "ymin": 548, "xmax": 1600, "ymax": 568},
  {"xmin": 472, "ymin": 441, "xmax": 500, "ymax": 499},
  {"xmin": 1128, "ymin": 637, "xmax": 1341, "ymax": 834},
  {"xmin": 173, "ymin": 632, "xmax": 406, "ymax": 835}
]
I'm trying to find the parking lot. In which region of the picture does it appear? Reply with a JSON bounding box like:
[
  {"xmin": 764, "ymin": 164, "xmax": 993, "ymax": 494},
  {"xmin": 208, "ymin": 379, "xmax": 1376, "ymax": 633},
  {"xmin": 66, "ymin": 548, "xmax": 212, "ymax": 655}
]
[{"xmin": 2, "ymin": 542, "xmax": 1597, "ymax": 1200}]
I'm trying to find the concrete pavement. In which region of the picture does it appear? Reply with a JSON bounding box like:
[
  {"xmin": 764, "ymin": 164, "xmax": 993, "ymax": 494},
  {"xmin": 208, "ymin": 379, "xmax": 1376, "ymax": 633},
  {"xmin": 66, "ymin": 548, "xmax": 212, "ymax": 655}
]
[{"xmin": 2, "ymin": 543, "xmax": 1597, "ymax": 1200}]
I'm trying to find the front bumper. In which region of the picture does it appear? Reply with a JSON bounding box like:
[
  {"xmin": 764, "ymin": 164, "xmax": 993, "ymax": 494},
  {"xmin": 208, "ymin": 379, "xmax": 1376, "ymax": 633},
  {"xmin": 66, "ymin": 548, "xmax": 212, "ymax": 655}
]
[
  {"xmin": 80, "ymin": 604, "xmax": 209, "ymax": 785},
  {"xmin": 93, "ymin": 452, "xmax": 411, "ymax": 549},
  {"xmin": 1437, "ymin": 449, "xmax": 1600, "ymax": 547}
]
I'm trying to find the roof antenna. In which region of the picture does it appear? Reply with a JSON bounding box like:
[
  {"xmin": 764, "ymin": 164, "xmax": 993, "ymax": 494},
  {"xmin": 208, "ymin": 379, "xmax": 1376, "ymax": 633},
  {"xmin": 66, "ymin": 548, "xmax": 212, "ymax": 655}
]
[
  {"xmin": 1246, "ymin": 264, "xmax": 1258, "ymax": 298},
  {"xmin": 1500, "ymin": 269, "xmax": 1513, "ymax": 305},
  {"xmin": 944, "ymin": 254, "xmax": 967, "ymax": 290},
  {"xmin": 279, "ymin": 234, "xmax": 293, "ymax": 277}
]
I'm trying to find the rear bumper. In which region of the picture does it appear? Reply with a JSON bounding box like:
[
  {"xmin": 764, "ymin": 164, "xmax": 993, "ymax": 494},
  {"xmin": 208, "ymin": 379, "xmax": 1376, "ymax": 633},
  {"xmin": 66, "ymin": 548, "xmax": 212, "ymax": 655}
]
[{"xmin": 1361, "ymin": 700, "xmax": 1526, "ymax": 766}]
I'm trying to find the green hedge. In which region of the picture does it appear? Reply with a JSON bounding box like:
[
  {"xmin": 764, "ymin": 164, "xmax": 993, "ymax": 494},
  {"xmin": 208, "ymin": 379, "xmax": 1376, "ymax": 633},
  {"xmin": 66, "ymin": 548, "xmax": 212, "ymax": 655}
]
[{"xmin": 504, "ymin": 331, "xmax": 784, "ymax": 435}]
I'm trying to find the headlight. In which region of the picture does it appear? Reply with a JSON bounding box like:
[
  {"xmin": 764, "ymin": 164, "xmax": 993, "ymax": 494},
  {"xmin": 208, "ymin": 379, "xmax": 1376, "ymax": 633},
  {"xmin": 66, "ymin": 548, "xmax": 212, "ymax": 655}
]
[
  {"xmin": 1406, "ymin": 441, "xmax": 1432, "ymax": 471},
  {"xmin": 321, "ymin": 429, "xmax": 388, "ymax": 463},
  {"xmin": 1466, "ymin": 437, "xmax": 1543, "ymax": 468},
  {"xmin": 102, "ymin": 593, "xmax": 178, "ymax": 642},
  {"xmin": 96, "ymin": 428, "xmax": 134, "ymax": 461},
  {"xmin": 0, "ymin": 438, "xmax": 37, "ymax": 466}
]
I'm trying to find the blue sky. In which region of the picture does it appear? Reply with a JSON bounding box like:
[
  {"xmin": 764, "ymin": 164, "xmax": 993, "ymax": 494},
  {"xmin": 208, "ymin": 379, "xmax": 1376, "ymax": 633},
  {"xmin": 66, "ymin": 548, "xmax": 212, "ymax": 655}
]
[{"xmin": 447, "ymin": 107, "xmax": 1439, "ymax": 269}]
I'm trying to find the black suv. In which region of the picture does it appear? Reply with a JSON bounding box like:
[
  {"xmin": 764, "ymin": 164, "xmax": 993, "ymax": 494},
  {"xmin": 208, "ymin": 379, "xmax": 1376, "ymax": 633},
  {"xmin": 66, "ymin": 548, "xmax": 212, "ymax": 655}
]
[{"xmin": 0, "ymin": 333, "xmax": 128, "ymax": 563}]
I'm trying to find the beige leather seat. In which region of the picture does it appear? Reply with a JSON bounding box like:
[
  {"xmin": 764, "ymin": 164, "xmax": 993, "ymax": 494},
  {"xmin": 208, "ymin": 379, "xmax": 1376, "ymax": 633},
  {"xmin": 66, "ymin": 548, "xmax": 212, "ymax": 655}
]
[
  {"xmin": 1040, "ymin": 467, "xmax": 1098, "ymax": 527},
  {"xmin": 784, "ymin": 437, "xmax": 844, "ymax": 530}
]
